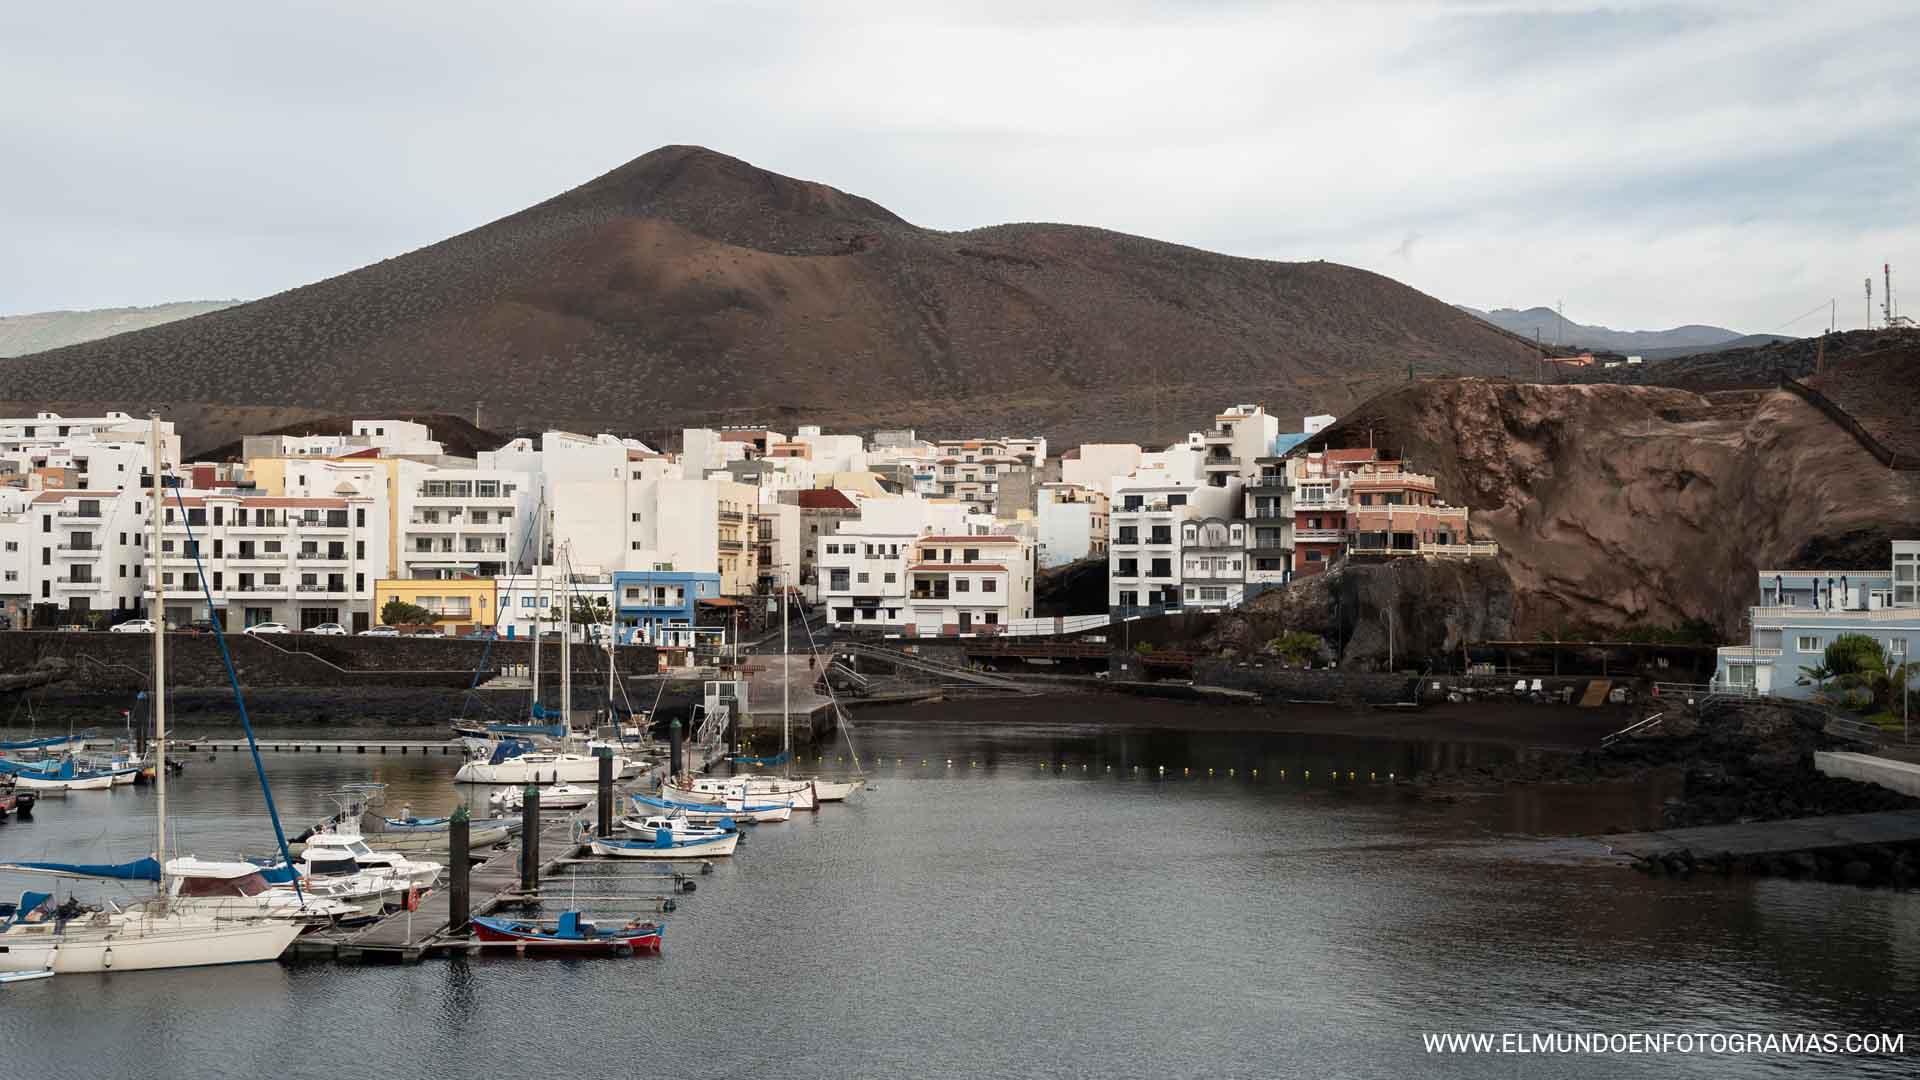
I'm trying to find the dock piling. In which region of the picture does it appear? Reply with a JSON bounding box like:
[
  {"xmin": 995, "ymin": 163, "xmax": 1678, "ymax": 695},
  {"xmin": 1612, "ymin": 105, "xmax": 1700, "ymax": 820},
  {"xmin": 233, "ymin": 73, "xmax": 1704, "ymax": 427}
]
[
  {"xmin": 448, "ymin": 807, "xmax": 471, "ymax": 936},
  {"xmin": 669, "ymin": 718, "xmax": 683, "ymax": 777},
  {"xmin": 519, "ymin": 784, "xmax": 541, "ymax": 893},
  {"xmin": 597, "ymin": 752, "xmax": 614, "ymax": 838}
]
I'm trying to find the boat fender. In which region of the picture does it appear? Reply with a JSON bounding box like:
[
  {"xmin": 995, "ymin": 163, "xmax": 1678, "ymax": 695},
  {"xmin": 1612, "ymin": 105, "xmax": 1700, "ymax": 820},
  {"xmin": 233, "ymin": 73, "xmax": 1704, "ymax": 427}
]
[
  {"xmin": 699, "ymin": 862, "xmax": 714, "ymax": 875},
  {"xmin": 612, "ymin": 944, "xmax": 633, "ymax": 957},
  {"xmin": 102, "ymin": 946, "xmax": 112, "ymax": 969},
  {"xmin": 662, "ymin": 899, "xmax": 677, "ymax": 913},
  {"xmin": 679, "ymin": 880, "xmax": 696, "ymax": 893}
]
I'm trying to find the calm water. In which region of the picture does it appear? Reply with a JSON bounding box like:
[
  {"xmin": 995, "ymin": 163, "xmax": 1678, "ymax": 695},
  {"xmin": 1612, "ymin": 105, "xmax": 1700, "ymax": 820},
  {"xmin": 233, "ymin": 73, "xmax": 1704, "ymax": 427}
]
[{"xmin": 3, "ymin": 704, "xmax": 1916, "ymax": 1079}]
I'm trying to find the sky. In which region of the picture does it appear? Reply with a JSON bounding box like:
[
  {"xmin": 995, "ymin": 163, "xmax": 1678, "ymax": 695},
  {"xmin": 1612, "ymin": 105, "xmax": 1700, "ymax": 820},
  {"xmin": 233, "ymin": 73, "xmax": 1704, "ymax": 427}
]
[{"xmin": 3, "ymin": 0, "xmax": 1916, "ymax": 333}]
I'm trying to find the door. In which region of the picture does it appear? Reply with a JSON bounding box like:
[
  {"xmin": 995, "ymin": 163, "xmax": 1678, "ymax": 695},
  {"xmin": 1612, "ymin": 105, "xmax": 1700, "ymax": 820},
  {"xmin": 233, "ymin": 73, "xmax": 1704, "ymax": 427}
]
[{"xmin": 351, "ymin": 610, "xmax": 370, "ymax": 634}]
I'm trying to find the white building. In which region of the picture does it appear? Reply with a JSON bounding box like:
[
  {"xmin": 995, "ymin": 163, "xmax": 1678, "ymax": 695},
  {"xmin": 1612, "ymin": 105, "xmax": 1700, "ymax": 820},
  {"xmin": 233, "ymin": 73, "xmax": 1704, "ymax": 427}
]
[
  {"xmin": 905, "ymin": 533, "xmax": 1035, "ymax": 634},
  {"xmin": 19, "ymin": 490, "xmax": 147, "ymax": 623},
  {"xmin": 0, "ymin": 411, "xmax": 179, "ymax": 492},
  {"xmin": 492, "ymin": 570, "xmax": 616, "ymax": 641},
  {"xmin": 817, "ymin": 495, "xmax": 976, "ymax": 629},
  {"xmin": 141, "ymin": 491, "xmax": 389, "ymax": 631},
  {"xmin": 395, "ymin": 461, "xmax": 536, "ymax": 581},
  {"xmin": 1200, "ymin": 404, "xmax": 1279, "ymax": 489},
  {"xmin": 1035, "ymin": 483, "xmax": 1110, "ymax": 568},
  {"xmin": 0, "ymin": 412, "xmax": 180, "ymax": 464},
  {"xmin": 1060, "ymin": 444, "xmax": 1144, "ymax": 497},
  {"xmin": 1107, "ymin": 468, "xmax": 1240, "ymax": 614},
  {"xmin": 243, "ymin": 419, "xmax": 445, "ymax": 460}
]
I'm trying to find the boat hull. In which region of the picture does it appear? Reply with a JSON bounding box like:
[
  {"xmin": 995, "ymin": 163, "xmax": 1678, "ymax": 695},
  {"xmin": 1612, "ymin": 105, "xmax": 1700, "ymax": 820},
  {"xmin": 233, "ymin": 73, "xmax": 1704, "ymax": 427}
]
[
  {"xmin": 590, "ymin": 834, "xmax": 738, "ymax": 859},
  {"xmin": 471, "ymin": 917, "xmax": 661, "ymax": 954},
  {"xmin": 664, "ymin": 777, "xmax": 816, "ymax": 810},
  {"xmin": 0, "ymin": 917, "xmax": 301, "ymax": 974},
  {"xmin": 810, "ymin": 779, "xmax": 861, "ymax": 802},
  {"xmin": 454, "ymin": 755, "xmax": 627, "ymax": 785}
]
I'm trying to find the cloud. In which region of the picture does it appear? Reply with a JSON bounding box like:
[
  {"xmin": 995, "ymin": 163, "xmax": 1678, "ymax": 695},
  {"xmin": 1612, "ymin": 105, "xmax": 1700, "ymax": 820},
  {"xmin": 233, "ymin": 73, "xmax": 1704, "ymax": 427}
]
[{"xmin": 0, "ymin": 0, "xmax": 1914, "ymax": 333}]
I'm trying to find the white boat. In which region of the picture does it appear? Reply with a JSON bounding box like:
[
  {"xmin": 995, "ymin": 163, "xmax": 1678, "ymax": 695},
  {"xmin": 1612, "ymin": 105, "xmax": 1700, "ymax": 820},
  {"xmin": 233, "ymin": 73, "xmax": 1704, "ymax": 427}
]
[
  {"xmin": 454, "ymin": 747, "xmax": 627, "ymax": 785},
  {"xmin": 289, "ymin": 832, "xmax": 441, "ymax": 912},
  {"xmin": 491, "ymin": 782, "xmax": 595, "ymax": 812},
  {"xmin": 630, "ymin": 792, "xmax": 792, "ymax": 824},
  {"xmin": 589, "ymin": 832, "xmax": 738, "ymax": 859},
  {"xmin": 619, "ymin": 813, "xmax": 735, "ymax": 842},
  {"xmin": 162, "ymin": 858, "xmax": 359, "ymax": 926},
  {"xmin": 663, "ymin": 774, "xmax": 818, "ymax": 810},
  {"xmin": 0, "ymin": 901, "xmax": 301, "ymax": 974},
  {"xmin": 810, "ymin": 779, "xmax": 861, "ymax": 802}
]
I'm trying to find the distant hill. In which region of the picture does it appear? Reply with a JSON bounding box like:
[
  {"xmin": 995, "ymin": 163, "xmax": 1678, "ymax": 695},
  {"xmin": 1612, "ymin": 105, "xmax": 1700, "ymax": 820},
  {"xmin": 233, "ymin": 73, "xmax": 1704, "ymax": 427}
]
[
  {"xmin": 1455, "ymin": 305, "xmax": 1770, "ymax": 353},
  {"xmin": 0, "ymin": 301, "xmax": 239, "ymax": 357},
  {"xmin": 0, "ymin": 146, "xmax": 1549, "ymax": 448},
  {"xmin": 1634, "ymin": 334, "xmax": 1797, "ymax": 362}
]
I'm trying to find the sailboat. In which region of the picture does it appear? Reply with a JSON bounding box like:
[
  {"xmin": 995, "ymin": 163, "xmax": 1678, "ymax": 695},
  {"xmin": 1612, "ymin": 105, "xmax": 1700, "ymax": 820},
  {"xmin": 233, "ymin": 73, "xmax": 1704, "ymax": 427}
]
[
  {"xmin": 452, "ymin": 540, "xmax": 626, "ymax": 783},
  {"xmin": 0, "ymin": 418, "xmax": 302, "ymax": 974},
  {"xmin": 749, "ymin": 578, "xmax": 859, "ymax": 801}
]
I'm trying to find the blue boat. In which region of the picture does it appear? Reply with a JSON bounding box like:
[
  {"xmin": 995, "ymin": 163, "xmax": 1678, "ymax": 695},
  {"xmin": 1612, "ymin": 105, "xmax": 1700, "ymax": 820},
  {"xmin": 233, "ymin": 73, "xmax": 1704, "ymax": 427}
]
[
  {"xmin": 471, "ymin": 910, "xmax": 662, "ymax": 954},
  {"xmin": 588, "ymin": 830, "xmax": 738, "ymax": 859}
]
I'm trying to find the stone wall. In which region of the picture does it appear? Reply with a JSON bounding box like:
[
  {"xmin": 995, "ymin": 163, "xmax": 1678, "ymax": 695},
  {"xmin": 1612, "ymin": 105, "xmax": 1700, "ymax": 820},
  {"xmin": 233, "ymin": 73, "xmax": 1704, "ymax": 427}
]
[{"xmin": 0, "ymin": 632, "xmax": 656, "ymax": 692}]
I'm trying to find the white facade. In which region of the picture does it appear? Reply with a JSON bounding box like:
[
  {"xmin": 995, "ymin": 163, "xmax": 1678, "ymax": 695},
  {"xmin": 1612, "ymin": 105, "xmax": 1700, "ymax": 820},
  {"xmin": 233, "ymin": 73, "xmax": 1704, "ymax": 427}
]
[
  {"xmin": 905, "ymin": 534, "xmax": 1035, "ymax": 634},
  {"xmin": 1107, "ymin": 472, "xmax": 1239, "ymax": 613},
  {"xmin": 1200, "ymin": 404, "xmax": 1279, "ymax": 489},
  {"xmin": 19, "ymin": 490, "xmax": 147, "ymax": 622},
  {"xmin": 818, "ymin": 530, "xmax": 914, "ymax": 629},
  {"xmin": 0, "ymin": 412, "xmax": 180, "ymax": 466},
  {"xmin": 0, "ymin": 411, "xmax": 179, "ymax": 492},
  {"xmin": 1061, "ymin": 444, "xmax": 1144, "ymax": 496},
  {"xmin": 493, "ymin": 571, "xmax": 616, "ymax": 641},
  {"xmin": 395, "ymin": 461, "xmax": 535, "ymax": 580},
  {"xmin": 1035, "ymin": 483, "xmax": 1109, "ymax": 568}
]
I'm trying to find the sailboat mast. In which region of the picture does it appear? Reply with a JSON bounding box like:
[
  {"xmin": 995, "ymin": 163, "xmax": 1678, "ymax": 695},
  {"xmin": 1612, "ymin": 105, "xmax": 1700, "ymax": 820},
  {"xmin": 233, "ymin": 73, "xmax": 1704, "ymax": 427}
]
[
  {"xmin": 149, "ymin": 414, "xmax": 168, "ymax": 905},
  {"xmin": 529, "ymin": 505, "xmax": 543, "ymax": 722},
  {"xmin": 560, "ymin": 543, "xmax": 573, "ymax": 730},
  {"xmin": 782, "ymin": 572, "xmax": 790, "ymax": 777}
]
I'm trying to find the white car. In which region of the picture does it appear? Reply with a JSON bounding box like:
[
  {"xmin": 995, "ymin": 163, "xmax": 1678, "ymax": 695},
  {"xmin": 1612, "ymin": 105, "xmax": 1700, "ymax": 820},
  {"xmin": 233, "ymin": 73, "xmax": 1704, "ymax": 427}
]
[
  {"xmin": 110, "ymin": 619, "xmax": 157, "ymax": 634},
  {"xmin": 358, "ymin": 626, "xmax": 400, "ymax": 637},
  {"xmin": 308, "ymin": 622, "xmax": 348, "ymax": 636},
  {"xmin": 243, "ymin": 622, "xmax": 291, "ymax": 635}
]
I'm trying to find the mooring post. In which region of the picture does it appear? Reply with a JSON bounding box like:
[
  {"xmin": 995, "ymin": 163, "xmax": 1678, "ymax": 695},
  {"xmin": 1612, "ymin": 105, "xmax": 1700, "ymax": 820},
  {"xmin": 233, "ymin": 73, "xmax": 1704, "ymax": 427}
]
[
  {"xmin": 596, "ymin": 751, "xmax": 614, "ymax": 839},
  {"xmin": 448, "ymin": 805, "xmax": 471, "ymax": 936},
  {"xmin": 520, "ymin": 783, "xmax": 541, "ymax": 893},
  {"xmin": 669, "ymin": 718, "xmax": 683, "ymax": 778},
  {"xmin": 726, "ymin": 708, "xmax": 738, "ymax": 775}
]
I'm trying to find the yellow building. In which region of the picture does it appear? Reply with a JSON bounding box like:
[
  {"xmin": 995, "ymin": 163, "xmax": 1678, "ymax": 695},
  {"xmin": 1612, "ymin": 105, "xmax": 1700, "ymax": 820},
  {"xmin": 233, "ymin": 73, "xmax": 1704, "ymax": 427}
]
[{"xmin": 373, "ymin": 578, "xmax": 497, "ymax": 634}]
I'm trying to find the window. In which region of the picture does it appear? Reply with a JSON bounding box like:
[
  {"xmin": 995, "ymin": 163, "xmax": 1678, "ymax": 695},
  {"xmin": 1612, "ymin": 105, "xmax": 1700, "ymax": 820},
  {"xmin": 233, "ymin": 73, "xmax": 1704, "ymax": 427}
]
[
  {"xmin": 1306, "ymin": 551, "xmax": 1324, "ymax": 563},
  {"xmin": 985, "ymin": 613, "xmax": 998, "ymax": 625},
  {"xmin": 982, "ymin": 578, "xmax": 997, "ymax": 593},
  {"xmin": 1890, "ymin": 639, "xmax": 1908, "ymax": 658},
  {"xmin": 956, "ymin": 579, "xmax": 971, "ymax": 593},
  {"xmin": 884, "ymin": 572, "xmax": 896, "ymax": 584},
  {"xmin": 829, "ymin": 569, "xmax": 850, "ymax": 591},
  {"xmin": 1167, "ymin": 494, "xmax": 1187, "ymax": 507},
  {"xmin": 1150, "ymin": 558, "xmax": 1172, "ymax": 577},
  {"xmin": 1149, "ymin": 526, "xmax": 1171, "ymax": 545},
  {"xmin": 1117, "ymin": 559, "xmax": 1138, "ymax": 577},
  {"xmin": 856, "ymin": 572, "xmax": 870, "ymax": 584},
  {"xmin": 1116, "ymin": 526, "xmax": 1138, "ymax": 545},
  {"xmin": 1796, "ymin": 635, "xmax": 1821, "ymax": 652}
]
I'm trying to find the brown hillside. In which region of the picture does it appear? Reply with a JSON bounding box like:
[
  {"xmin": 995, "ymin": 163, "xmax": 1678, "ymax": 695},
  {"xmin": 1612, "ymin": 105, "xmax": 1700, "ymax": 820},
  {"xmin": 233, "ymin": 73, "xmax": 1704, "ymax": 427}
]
[
  {"xmin": 1300, "ymin": 377, "xmax": 1920, "ymax": 638},
  {"xmin": 1, "ymin": 146, "xmax": 1544, "ymax": 448}
]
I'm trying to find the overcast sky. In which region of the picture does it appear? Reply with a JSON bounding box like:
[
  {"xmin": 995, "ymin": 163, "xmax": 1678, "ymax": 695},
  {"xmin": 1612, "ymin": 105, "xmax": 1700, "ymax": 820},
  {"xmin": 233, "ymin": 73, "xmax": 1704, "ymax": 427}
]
[{"xmin": 3, "ymin": 1, "xmax": 1915, "ymax": 333}]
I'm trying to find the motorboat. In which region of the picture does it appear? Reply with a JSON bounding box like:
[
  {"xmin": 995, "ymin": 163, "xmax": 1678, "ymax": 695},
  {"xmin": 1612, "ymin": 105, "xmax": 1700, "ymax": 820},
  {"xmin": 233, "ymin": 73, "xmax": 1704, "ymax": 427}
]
[
  {"xmin": 629, "ymin": 791, "xmax": 791, "ymax": 824},
  {"xmin": 162, "ymin": 858, "xmax": 359, "ymax": 927},
  {"xmin": 0, "ymin": 758, "xmax": 120, "ymax": 792},
  {"xmin": 619, "ymin": 813, "xmax": 736, "ymax": 843},
  {"xmin": 471, "ymin": 910, "xmax": 661, "ymax": 955},
  {"xmin": 491, "ymin": 783, "xmax": 596, "ymax": 812},
  {"xmin": 590, "ymin": 831, "xmax": 739, "ymax": 859},
  {"xmin": 293, "ymin": 832, "xmax": 442, "ymax": 906}
]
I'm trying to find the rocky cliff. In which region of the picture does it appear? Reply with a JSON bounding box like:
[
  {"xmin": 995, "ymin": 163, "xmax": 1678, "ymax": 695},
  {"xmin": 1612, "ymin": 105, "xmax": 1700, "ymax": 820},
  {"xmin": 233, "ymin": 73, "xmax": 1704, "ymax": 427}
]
[{"xmin": 1303, "ymin": 378, "xmax": 1920, "ymax": 638}]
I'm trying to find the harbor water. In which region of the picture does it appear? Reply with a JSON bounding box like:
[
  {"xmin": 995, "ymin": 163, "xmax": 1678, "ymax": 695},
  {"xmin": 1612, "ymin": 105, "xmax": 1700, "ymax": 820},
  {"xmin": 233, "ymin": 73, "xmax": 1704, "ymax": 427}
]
[{"xmin": 3, "ymin": 699, "xmax": 1916, "ymax": 1078}]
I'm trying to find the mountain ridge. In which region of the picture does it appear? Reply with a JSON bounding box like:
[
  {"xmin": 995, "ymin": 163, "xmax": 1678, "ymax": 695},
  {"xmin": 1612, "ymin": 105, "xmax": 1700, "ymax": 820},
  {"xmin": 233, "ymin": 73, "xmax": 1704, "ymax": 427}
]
[
  {"xmin": 1455, "ymin": 304, "xmax": 1776, "ymax": 353},
  {"xmin": 2, "ymin": 145, "xmax": 1549, "ymax": 446},
  {"xmin": 0, "ymin": 301, "xmax": 240, "ymax": 357}
]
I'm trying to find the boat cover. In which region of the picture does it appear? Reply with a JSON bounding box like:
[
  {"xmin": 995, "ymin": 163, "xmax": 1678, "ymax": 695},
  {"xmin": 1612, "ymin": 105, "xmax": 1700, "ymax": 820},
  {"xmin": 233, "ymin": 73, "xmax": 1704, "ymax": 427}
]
[
  {"xmin": 0, "ymin": 857, "xmax": 161, "ymax": 881},
  {"xmin": 488, "ymin": 739, "xmax": 535, "ymax": 765}
]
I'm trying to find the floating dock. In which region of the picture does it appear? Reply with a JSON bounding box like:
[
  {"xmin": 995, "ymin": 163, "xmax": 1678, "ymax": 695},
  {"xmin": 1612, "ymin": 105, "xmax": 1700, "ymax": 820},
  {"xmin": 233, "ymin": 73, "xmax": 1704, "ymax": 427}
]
[{"xmin": 1598, "ymin": 809, "xmax": 1920, "ymax": 860}]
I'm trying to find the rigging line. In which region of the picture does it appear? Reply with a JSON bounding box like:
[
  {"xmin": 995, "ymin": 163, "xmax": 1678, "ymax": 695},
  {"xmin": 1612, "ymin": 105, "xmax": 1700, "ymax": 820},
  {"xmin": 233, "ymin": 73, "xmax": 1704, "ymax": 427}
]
[
  {"xmin": 793, "ymin": 598, "xmax": 863, "ymax": 775},
  {"xmin": 455, "ymin": 491, "xmax": 548, "ymax": 721},
  {"xmin": 166, "ymin": 485, "xmax": 302, "ymax": 900}
]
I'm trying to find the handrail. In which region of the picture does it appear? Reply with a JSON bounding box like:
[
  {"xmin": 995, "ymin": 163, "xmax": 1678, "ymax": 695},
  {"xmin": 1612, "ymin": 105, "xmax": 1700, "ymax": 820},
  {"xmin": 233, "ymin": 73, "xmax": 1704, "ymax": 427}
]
[{"xmin": 1601, "ymin": 711, "xmax": 1665, "ymax": 747}]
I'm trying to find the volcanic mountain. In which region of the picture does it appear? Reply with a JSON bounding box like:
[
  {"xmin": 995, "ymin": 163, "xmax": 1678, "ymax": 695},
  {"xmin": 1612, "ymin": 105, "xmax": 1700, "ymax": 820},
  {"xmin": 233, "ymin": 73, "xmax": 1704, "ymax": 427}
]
[{"xmin": 2, "ymin": 146, "xmax": 1548, "ymax": 450}]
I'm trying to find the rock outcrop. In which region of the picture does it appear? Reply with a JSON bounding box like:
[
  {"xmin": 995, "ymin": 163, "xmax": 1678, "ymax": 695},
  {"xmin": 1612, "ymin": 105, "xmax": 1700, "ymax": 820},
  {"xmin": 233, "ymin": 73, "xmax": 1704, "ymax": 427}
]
[
  {"xmin": 1302, "ymin": 377, "xmax": 1920, "ymax": 638},
  {"xmin": 1210, "ymin": 559, "xmax": 1516, "ymax": 669}
]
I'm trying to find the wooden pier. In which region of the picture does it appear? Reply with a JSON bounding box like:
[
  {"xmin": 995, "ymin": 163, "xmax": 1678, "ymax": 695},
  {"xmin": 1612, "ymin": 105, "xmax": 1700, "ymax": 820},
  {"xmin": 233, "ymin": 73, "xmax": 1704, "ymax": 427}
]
[{"xmin": 87, "ymin": 737, "xmax": 464, "ymax": 755}]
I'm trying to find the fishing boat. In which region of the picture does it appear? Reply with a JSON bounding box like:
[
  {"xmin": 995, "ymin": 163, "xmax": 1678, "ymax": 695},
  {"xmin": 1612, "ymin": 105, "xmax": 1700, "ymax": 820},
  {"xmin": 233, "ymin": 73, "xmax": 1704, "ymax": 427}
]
[
  {"xmin": 0, "ymin": 757, "xmax": 121, "ymax": 792},
  {"xmin": 491, "ymin": 782, "xmax": 596, "ymax": 812},
  {"xmin": 629, "ymin": 791, "xmax": 791, "ymax": 824},
  {"xmin": 0, "ymin": 421, "xmax": 305, "ymax": 975},
  {"xmin": 590, "ymin": 830, "xmax": 739, "ymax": 859},
  {"xmin": 470, "ymin": 910, "xmax": 662, "ymax": 955},
  {"xmin": 619, "ymin": 813, "xmax": 736, "ymax": 842}
]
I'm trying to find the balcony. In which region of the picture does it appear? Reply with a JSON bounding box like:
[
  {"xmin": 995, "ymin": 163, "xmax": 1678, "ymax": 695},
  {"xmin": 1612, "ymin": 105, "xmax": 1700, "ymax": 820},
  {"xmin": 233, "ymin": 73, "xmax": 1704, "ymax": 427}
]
[
  {"xmin": 54, "ymin": 577, "xmax": 104, "ymax": 590},
  {"xmin": 54, "ymin": 508, "xmax": 102, "ymax": 519},
  {"xmin": 1749, "ymin": 605, "xmax": 1920, "ymax": 623},
  {"xmin": 1421, "ymin": 541, "xmax": 1499, "ymax": 558},
  {"xmin": 406, "ymin": 519, "xmax": 464, "ymax": 531},
  {"xmin": 227, "ymin": 520, "xmax": 285, "ymax": 532},
  {"xmin": 296, "ymin": 552, "xmax": 350, "ymax": 562},
  {"xmin": 54, "ymin": 544, "xmax": 102, "ymax": 558},
  {"xmin": 292, "ymin": 518, "xmax": 350, "ymax": 532},
  {"xmin": 718, "ymin": 540, "xmax": 745, "ymax": 551},
  {"xmin": 1295, "ymin": 529, "xmax": 1346, "ymax": 544},
  {"xmin": 228, "ymin": 552, "xmax": 285, "ymax": 562},
  {"xmin": 1203, "ymin": 456, "xmax": 1241, "ymax": 470},
  {"xmin": 717, "ymin": 510, "xmax": 745, "ymax": 522},
  {"xmin": 1294, "ymin": 497, "xmax": 1347, "ymax": 512},
  {"xmin": 295, "ymin": 583, "xmax": 348, "ymax": 594}
]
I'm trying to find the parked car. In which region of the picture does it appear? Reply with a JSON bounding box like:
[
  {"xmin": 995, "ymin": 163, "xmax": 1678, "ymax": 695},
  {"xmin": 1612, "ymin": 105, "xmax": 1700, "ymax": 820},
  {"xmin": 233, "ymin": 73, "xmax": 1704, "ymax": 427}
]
[
  {"xmin": 308, "ymin": 622, "xmax": 349, "ymax": 636},
  {"xmin": 461, "ymin": 629, "xmax": 499, "ymax": 640},
  {"xmin": 358, "ymin": 625, "xmax": 400, "ymax": 637},
  {"xmin": 110, "ymin": 619, "xmax": 157, "ymax": 634},
  {"xmin": 243, "ymin": 622, "xmax": 291, "ymax": 636},
  {"xmin": 184, "ymin": 619, "xmax": 223, "ymax": 635}
]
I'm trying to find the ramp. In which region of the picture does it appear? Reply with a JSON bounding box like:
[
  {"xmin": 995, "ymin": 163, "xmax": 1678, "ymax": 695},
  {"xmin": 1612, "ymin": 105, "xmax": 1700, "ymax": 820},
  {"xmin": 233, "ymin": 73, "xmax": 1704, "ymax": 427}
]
[{"xmin": 1578, "ymin": 679, "xmax": 1612, "ymax": 707}]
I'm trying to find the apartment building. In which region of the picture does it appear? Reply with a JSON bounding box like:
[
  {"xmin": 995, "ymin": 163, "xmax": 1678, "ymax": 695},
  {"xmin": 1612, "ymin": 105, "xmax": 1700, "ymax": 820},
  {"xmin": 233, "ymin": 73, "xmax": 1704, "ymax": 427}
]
[
  {"xmin": 786, "ymin": 488, "xmax": 860, "ymax": 602},
  {"xmin": 373, "ymin": 577, "xmax": 496, "ymax": 636},
  {"xmin": 396, "ymin": 464, "xmax": 534, "ymax": 581},
  {"xmin": 1287, "ymin": 449, "xmax": 1375, "ymax": 577},
  {"xmin": 0, "ymin": 412, "xmax": 180, "ymax": 466},
  {"xmin": 1346, "ymin": 462, "xmax": 1470, "ymax": 555},
  {"xmin": 1180, "ymin": 517, "xmax": 1248, "ymax": 610},
  {"xmin": 612, "ymin": 569, "xmax": 723, "ymax": 644},
  {"xmin": 1035, "ymin": 483, "xmax": 1110, "ymax": 568},
  {"xmin": 491, "ymin": 570, "xmax": 617, "ymax": 640},
  {"xmin": 20, "ymin": 490, "xmax": 147, "ymax": 622},
  {"xmin": 1244, "ymin": 457, "xmax": 1291, "ymax": 590},
  {"xmin": 145, "ymin": 493, "xmax": 387, "ymax": 631},
  {"xmin": 1199, "ymin": 404, "xmax": 1280, "ymax": 489},
  {"xmin": 1714, "ymin": 541, "xmax": 1920, "ymax": 698},
  {"xmin": 927, "ymin": 439, "xmax": 1029, "ymax": 509},
  {"xmin": 1107, "ymin": 470, "xmax": 1239, "ymax": 614},
  {"xmin": 906, "ymin": 534, "xmax": 1035, "ymax": 634},
  {"xmin": 242, "ymin": 418, "xmax": 444, "ymax": 460},
  {"xmin": 0, "ymin": 412, "xmax": 180, "ymax": 494},
  {"xmin": 817, "ymin": 496, "xmax": 975, "ymax": 630}
]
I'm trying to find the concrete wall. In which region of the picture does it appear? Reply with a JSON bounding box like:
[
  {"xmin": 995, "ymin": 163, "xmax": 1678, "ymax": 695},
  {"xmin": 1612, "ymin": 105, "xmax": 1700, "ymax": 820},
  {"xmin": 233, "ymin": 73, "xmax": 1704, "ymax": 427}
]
[
  {"xmin": 1816, "ymin": 752, "xmax": 1920, "ymax": 798},
  {"xmin": 0, "ymin": 631, "xmax": 656, "ymax": 692}
]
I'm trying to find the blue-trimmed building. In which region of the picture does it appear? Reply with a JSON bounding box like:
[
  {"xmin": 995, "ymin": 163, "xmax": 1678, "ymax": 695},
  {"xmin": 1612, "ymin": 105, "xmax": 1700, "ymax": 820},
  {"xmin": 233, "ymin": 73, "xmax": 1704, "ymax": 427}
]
[
  {"xmin": 1714, "ymin": 541, "xmax": 1919, "ymax": 698},
  {"xmin": 612, "ymin": 570, "xmax": 722, "ymax": 645}
]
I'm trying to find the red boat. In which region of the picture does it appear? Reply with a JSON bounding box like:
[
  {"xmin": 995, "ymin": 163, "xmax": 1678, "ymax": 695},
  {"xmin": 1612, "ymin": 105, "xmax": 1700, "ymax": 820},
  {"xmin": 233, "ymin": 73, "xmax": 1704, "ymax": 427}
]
[{"xmin": 471, "ymin": 911, "xmax": 662, "ymax": 955}]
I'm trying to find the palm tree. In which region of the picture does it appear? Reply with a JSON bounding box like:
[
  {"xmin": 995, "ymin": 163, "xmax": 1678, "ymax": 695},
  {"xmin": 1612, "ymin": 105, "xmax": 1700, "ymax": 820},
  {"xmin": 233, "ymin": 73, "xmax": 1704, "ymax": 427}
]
[{"xmin": 1798, "ymin": 662, "xmax": 1832, "ymax": 690}]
